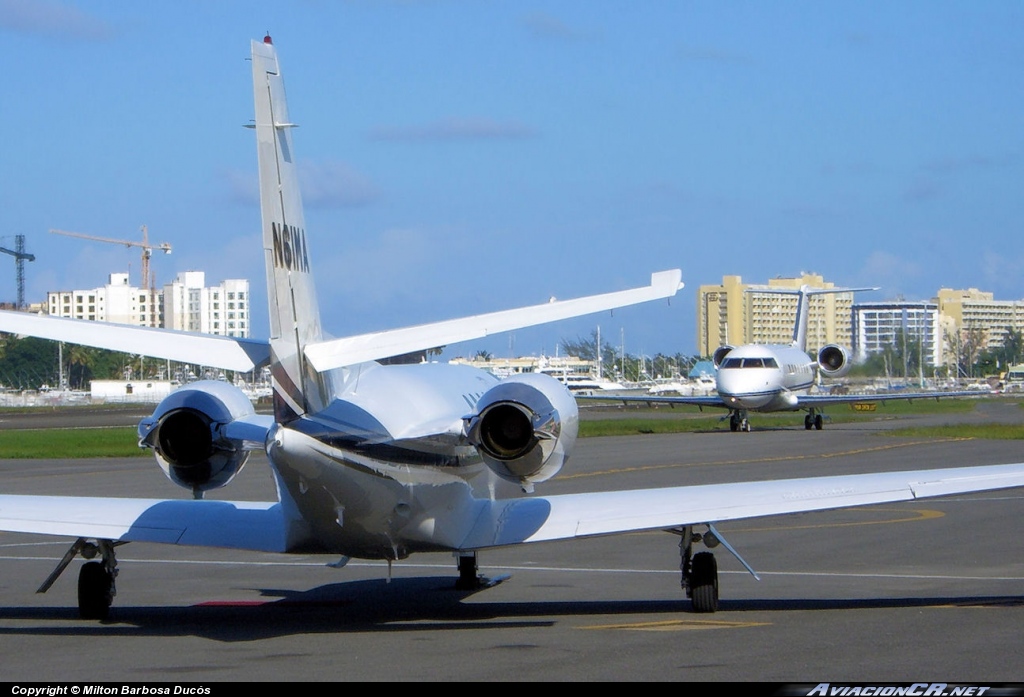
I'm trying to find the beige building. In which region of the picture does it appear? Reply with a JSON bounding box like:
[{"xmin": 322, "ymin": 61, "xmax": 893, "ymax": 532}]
[
  {"xmin": 935, "ymin": 287, "xmax": 1024, "ymax": 352},
  {"xmin": 696, "ymin": 274, "xmax": 857, "ymax": 356}
]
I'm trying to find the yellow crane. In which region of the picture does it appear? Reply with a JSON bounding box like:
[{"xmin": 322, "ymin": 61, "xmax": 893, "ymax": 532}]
[{"xmin": 50, "ymin": 226, "xmax": 172, "ymax": 293}]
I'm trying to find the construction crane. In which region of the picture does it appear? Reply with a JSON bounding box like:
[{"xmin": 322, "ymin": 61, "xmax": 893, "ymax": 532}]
[
  {"xmin": 0, "ymin": 234, "xmax": 35, "ymax": 310},
  {"xmin": 50, "ymin": 226, "xmax": 172, "ymax": 294}
]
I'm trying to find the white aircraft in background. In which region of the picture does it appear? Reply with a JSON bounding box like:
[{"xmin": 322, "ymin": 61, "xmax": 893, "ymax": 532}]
[
  {"xmin": 589, "ymin": 286, "xmax": 988, "ymax": 432},
  {"xmin": 0, "ymin": 37, "xmax": 1022, "ymax": 619}
]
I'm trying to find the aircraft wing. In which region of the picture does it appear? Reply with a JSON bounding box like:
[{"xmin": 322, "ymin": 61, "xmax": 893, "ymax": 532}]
[
  {"xmin": 0, "ymin": 495, "xmax": 294, "ymax": 552},
  {"xmin": 576, "ymin": 390, "xmax": 989, "ymax": 410},
  {"xmin": 3, "ymin": 463, "xmax": 1022, "ymax": 555},
  {"xmin": 0, "ymin": 310, "xmax": 270, "ymax": 372},
  {"xmin": 303, "ymin": 270, "xmax": 683, "ymax": 371},
  {"xmin": 461, "ymin": 462, "xmax": 1024, "ymax": 548},
  {"xmin": 791, "ymin": 389, "xmax": 992, "ymax": 406},
  {"xmin": 576, "ymin": 393, "xmax": 728, "ymax": 408}
]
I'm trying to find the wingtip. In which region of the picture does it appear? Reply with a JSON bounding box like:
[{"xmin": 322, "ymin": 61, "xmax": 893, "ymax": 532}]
[{"xmin": 651, "ymin": 269, "xmax": 685, "ymax": 293}]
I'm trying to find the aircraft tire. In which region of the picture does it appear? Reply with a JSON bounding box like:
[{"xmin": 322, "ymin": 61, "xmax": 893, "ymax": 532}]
[
  {"xmin": 814, "ymin": 414, "xmax": 823, "ymax": 430},
  {"xmin": 78, "ymin": 561, "xmax": 113, "ymax": 620},
  {"xmin": 690, "ymin": 551, "xmax": 719, "ymax": 613},
  {"xmin": 455, "ymin": 553, "xmax": 479, "ymax": 590},
  {"xmin": 804, "ymin": 414, "xmax": 813, "ymax": 430}
]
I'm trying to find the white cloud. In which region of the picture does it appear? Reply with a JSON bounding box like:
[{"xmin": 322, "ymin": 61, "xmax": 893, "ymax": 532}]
[
  {"xmin": 858, "ymin": 250, "xmax": 923, "ymax": 297},
  {"xmin": 521, "ymin": 12, "xmax": 591, "ymax": 41},
  {"xmin": 0, "ymin": 0, "xmax": 115, "ymax": 41},
  {"xmin": 221, "ymin": 159, "xmax": 380, "ymax": 209},
  {"xmin": 298, "ymin": 160, "xmax": 381, "ymax": 208}
]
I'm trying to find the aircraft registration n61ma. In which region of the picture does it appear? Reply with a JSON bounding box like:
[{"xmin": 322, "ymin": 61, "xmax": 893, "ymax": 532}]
[
  {"xmin": 586, "ymin": 285, "xmax": 989, "ymax": 432},
  {"xmin": 0, "ymin": 36, "xmax": 1022, "ymax": 619}
]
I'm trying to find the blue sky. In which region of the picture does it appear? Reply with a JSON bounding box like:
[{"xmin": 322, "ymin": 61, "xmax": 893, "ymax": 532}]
[{"xmin": 1, "ymin": 1, "xmax": 1021, "ymax": 361}]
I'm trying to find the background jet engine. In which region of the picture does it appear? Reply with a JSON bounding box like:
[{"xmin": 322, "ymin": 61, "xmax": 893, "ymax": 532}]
[
  {"xmin": 465, "ymin": 373, "xmax": 578, "ymax": 488},
  {"xmin": 712, "ymin": 345, "xmax": 734, "ymax": 368},
  {"xmin": 817, "ymin": 344, "xmax": 851, "ymax": 378},
  {"xmin": 138, "ymin": 380, "xmax": 259, "ymax": 495}
]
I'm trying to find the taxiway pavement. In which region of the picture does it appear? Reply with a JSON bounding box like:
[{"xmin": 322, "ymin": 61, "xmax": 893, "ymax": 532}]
[{"xmin": 0, "ymin": 399, "xmax": 1021, "ymax": 681}]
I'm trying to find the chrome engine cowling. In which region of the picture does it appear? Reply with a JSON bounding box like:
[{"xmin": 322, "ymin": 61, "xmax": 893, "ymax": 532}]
[
  {"xmin": 712, "ymin": 345, "xmax": 734, "ymax": 368},
  {"xmin": 465, "ymin": 373, "xmax": 578, "ymax": 488},
  {"xmin": 138, "ymin": 380, "xmax": 257, "ymax": 494},
  {"xmin": 817, "ymin": 344, "xmax": 851, "ymax": 378}
]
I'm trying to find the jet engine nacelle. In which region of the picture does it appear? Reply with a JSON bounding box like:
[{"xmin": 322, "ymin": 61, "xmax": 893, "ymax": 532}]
[
  {"xmin": 817, "ymin": 344, "xmax": 851, "ymax": 378},
  {"xmin": 465, "ymin": 372, "xmax": 578, "ymax": 488},
  {"xmin": 138, "ymin": 380, "xmax": 257, "ymax": 495},
  {"xmin": 712, "ymin": 345, "xmax": 734, "ymax": 368}
]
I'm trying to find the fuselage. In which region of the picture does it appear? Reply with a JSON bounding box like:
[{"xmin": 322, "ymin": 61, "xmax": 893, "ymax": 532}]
[
  {"xmin": 716, "ymin": 344, "xmax": 815, "ymax": 412},
  {"xmin": 266, "ymin": 361, "xmax": 562, "ymax": 560}
]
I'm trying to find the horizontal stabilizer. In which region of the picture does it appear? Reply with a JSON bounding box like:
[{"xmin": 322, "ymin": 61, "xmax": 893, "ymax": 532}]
[
  {"xmin": 0, "ymin": 310, "xmax": 270, "ymax": 372},
  {"xmin": 304, "ymin": 270, "xmax": 684, "ymax": 371},
  {"xmin": 751, "ymin": 285, "xmax": 880, "ymax": 296}
]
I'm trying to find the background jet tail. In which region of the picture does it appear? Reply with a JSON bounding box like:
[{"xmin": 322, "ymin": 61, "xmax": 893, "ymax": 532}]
[
  {"xmin": 251, "ymin": 36, "xmax": 327, "ymax": 420},
  {"xmin": 790, "ymin": 285, "xmax": 878, "ymax": 351}
]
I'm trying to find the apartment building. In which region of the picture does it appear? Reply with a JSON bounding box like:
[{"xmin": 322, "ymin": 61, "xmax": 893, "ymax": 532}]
[
  {"xmin": 46, "ymin": 271, "xmax": 249, "ymax": 337},
  {"xmin": 696, "ymin": 274, "xmax": 856, "ymax": 356}
]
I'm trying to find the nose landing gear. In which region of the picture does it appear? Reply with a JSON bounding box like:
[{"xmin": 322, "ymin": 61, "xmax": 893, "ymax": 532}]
[
  {"xmin": 804, "ymin": 410, "xmax": 824, "ymax": 430},
  {"xmin": 729, "ymin": 411, "xmax": 751, "ymax": 432}
]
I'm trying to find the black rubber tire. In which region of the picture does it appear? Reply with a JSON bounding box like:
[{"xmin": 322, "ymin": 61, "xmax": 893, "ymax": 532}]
[
  {"xmin": 804, "ymin": 414, "xmax": 813, "ymax": 430},
  {"xmin": 455, "ymin": 555, "xmax": 478, "ymax": 590},
  {"xmin": 690, "ymin": 552, "xmax": 719, "ymax": 613},
  {"xmin": 78, "ymin": 561, "xmax": 113, "ymax": 620},
  {"xmin": 814, "ymin": 414, "xmax": 823, "ymax": 430}
]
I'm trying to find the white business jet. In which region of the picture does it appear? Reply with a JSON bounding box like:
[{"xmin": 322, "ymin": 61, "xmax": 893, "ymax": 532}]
[
  {"xmin": 0, "ymin": 37, "xmax": 1020, "ymax": 618},
  {"xmin": 589, "ymin": 286, "xmax": 986, "ymax": 432}
]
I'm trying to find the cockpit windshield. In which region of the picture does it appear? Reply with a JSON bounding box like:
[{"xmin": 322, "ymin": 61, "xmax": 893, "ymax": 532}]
[{"xmin": 721, "ymin": 357, "xmax": 779, "ymax": 369}]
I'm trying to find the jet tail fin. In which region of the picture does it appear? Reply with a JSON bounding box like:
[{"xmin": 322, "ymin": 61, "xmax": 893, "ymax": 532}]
[
  {"xmin": 789, "ymin": 285, "xmax": 878, "ymax": 351},
  {"xmin": 744, "ymin": 285, "xmax": 878, "ymax": 351},
  {"xmin": 250, "ymin": 36, "xmax": 326, "ymax": 420}
]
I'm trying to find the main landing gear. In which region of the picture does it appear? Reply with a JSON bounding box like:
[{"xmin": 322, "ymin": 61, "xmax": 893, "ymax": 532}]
[
  {"xmin": 455, "ymin": 551, "xmax": 482, "ymax": 590},
  {"xmin": 37, "ymin": 537, "xmax": 121, "ymax": 620},
  {"xmin": 804, "ymin": 410, "xmax": 824, "ymax": 430},
  {"xmin": 728, "ymin": 410, "xmax": 751, "ymax": 432},
  {"xmin": 678, "ymin": 526, "xmax": 719, "ymax": 612},
  {"xmin": 677, "ymin": 523, "xmax": 760, "ymax": 613},
  {"xmin": 453, "ymin": 551, "xmax": 510, "ymax": 590}
]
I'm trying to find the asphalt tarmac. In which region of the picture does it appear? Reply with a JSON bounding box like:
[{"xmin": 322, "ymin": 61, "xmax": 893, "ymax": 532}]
[{"xmin": 0, "ymin": 399, "xmax": 1022, "ymax": 682}]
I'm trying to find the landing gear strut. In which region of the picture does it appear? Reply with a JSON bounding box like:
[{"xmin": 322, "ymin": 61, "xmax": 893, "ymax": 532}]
[
  {"xmin": 676, "ymin": 523, "xmax": 759, "ymax": 612},
  {"xmin": 38, "ymin": 537, "xmax": 121, "ymax": 620}
]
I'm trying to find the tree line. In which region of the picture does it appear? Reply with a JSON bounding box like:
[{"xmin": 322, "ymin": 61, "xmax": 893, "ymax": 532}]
[{"xmin": 0, "ymin": 334, "xmax": 199, "ymax": 391}]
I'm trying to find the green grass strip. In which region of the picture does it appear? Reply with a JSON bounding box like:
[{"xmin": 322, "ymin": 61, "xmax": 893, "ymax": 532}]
[
  {"xmin": 0, "ymin": 428, "xmax": 142, "ymax": 459},
  {"xmin": 884, "ymin": 423, "xmax": 1024, "ymax": 440},
  {"xmin": 0, "ymin": 399, "xmax": 1011, "ymax": 457}
]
